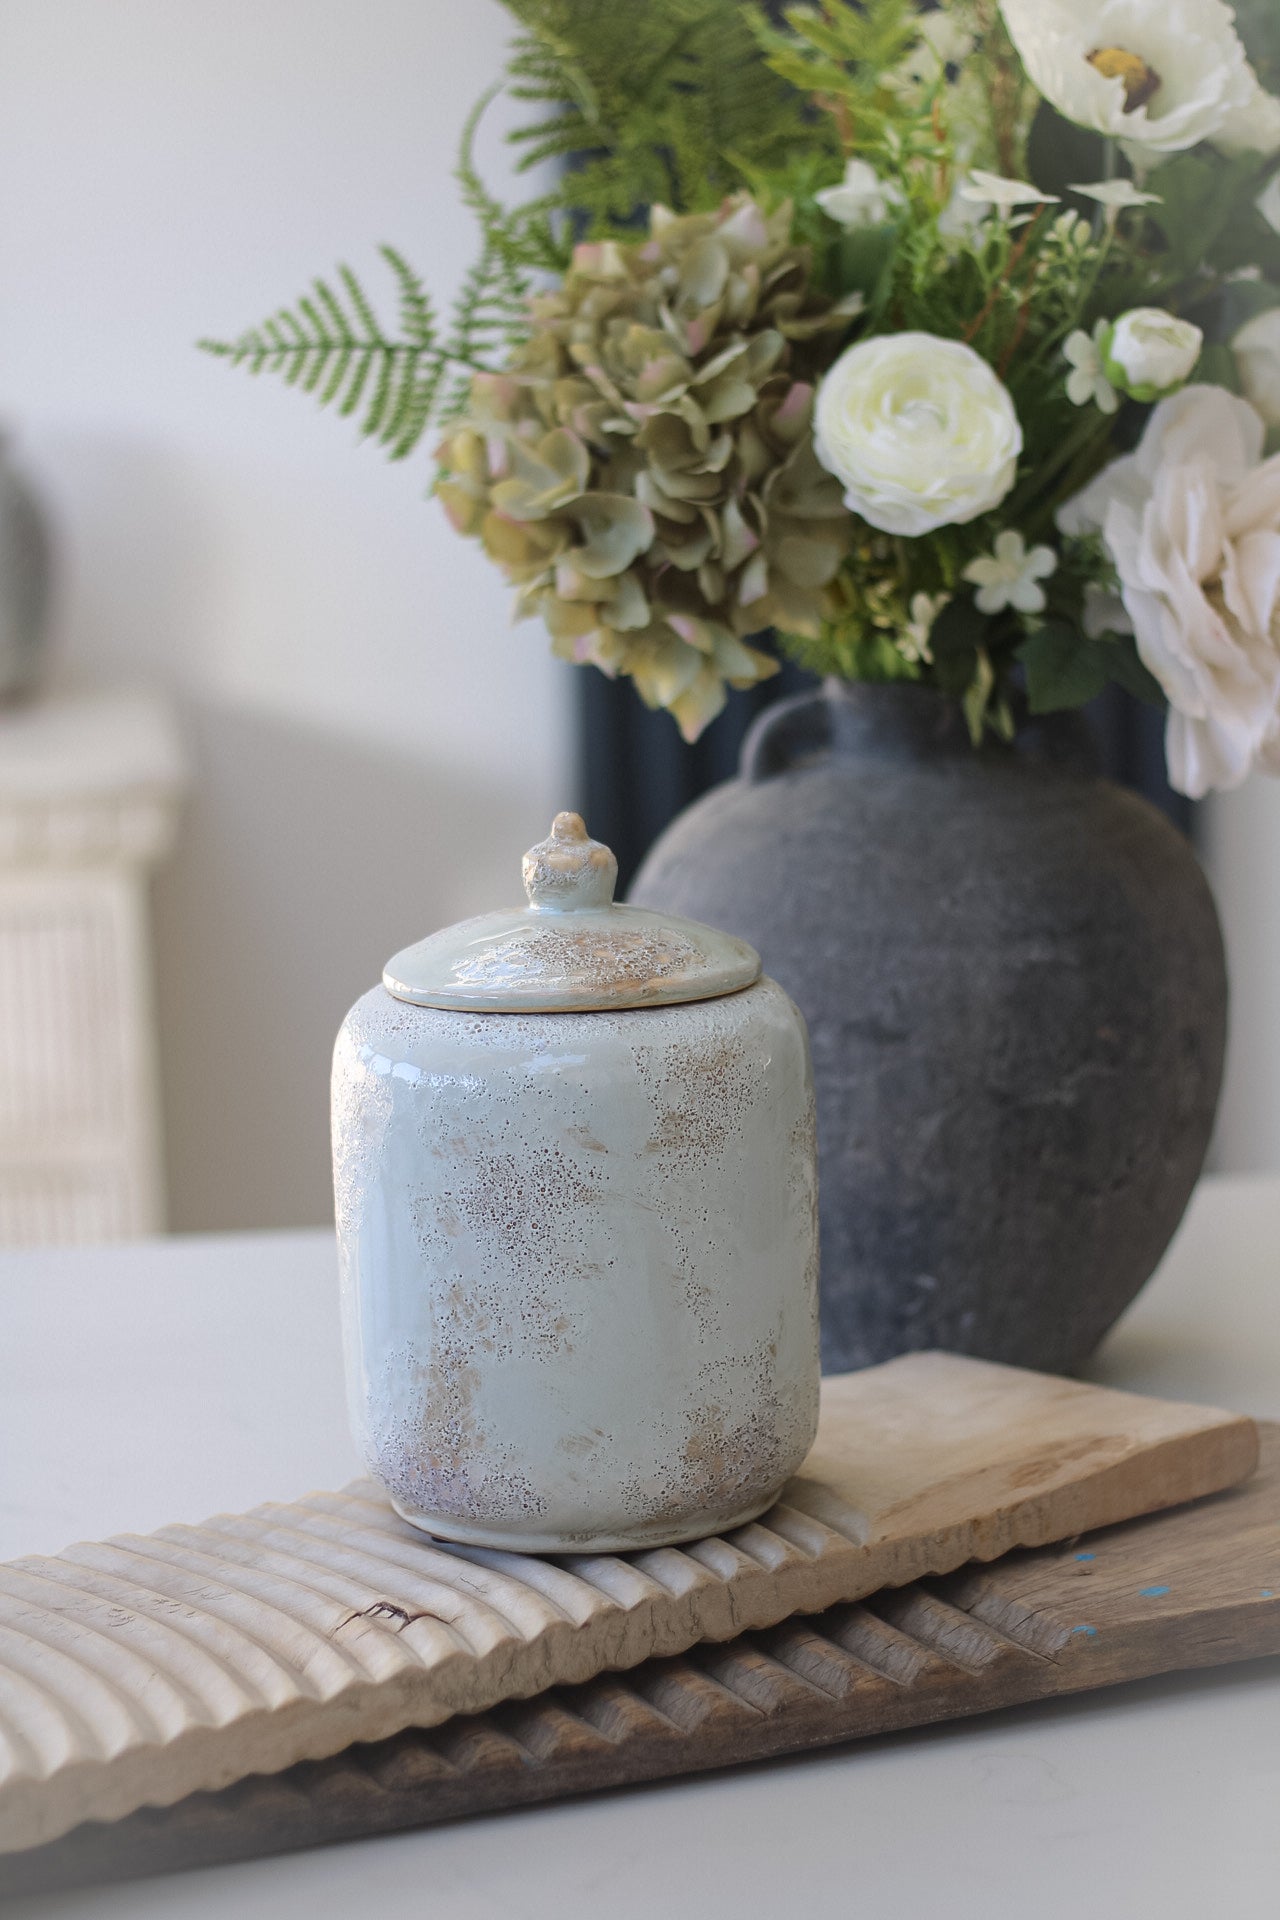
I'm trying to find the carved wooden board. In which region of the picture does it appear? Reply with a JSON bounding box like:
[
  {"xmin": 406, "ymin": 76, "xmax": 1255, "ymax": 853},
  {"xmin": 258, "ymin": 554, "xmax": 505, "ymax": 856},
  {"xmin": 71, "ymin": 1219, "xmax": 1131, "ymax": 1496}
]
[
  {"xmin": 5, "ymin": 1421, "xmax": 1277, "ymax": 1900},
  {"xmin": 0, "ymin": 1353, "xmax": 1257, "ymax": 1858}
]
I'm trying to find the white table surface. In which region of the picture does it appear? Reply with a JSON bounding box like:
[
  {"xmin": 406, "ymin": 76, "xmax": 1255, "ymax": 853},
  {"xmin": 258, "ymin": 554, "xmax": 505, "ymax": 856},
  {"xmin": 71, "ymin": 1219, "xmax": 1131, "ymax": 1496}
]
[{"xmin": 2, "ymin": 1175, "xmax": 1278, "ymax": 1919}]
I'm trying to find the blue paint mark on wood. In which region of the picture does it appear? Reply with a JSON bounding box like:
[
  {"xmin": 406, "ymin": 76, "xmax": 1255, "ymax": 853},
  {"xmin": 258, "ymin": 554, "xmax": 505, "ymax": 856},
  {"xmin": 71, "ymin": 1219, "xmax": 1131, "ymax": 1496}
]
[
  {"xmin": 1262, "ymin": 1590, "xmax": 1275, "ymax": 1599},
  {"xmin": 1075, "ymin": 1552, "xmax": 1095, "ymax": 1562},
  {"xmin": 1069, "ymin": 1624, "xmax": 1098, "ymax": 1637},
  {"xmin": 1140, "ymin": 1584, "xmax": 1171, "ymax": 1597}
]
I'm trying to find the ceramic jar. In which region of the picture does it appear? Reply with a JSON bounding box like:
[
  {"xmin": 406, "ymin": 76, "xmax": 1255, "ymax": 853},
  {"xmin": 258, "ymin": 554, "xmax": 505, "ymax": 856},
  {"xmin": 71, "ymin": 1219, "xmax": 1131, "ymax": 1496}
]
[{"xmin": 332, "ymin": 811, "xmax": 819, "ymax": 1553}]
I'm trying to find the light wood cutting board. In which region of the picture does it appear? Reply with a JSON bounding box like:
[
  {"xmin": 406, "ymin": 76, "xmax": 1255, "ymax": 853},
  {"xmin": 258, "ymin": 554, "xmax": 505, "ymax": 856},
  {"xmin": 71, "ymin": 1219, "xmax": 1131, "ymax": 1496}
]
[
  {"xmin": 0, "ymin": 1352, "xmax": 1257, "ymax": 1857},
  {"xmin": 4, "ymin": 1419, "xmax": 1276, "ymax": 1900}
]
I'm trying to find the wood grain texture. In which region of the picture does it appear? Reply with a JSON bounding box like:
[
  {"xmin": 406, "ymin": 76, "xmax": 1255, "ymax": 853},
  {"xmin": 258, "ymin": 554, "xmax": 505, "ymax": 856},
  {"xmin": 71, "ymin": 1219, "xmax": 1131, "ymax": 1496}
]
[
  {"xmin": 0, "ymin": 1352, "xmax": 1257, "ymax": 1857},
  {"xmin": 5, "ymin": 1421, "xmax": 1276, "ymax": 1900}
]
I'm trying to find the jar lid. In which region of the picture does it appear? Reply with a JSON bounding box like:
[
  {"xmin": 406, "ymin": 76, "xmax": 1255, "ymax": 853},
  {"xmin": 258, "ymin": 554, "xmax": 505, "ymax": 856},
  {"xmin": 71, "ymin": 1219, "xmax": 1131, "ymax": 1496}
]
[{"xmin": 383, "ymin": 812, "xmax": 761, "ymax": 1012}]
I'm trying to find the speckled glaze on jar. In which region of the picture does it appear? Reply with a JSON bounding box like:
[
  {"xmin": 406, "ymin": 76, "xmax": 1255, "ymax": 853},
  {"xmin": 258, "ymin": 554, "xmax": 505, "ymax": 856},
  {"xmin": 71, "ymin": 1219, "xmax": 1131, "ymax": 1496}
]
[{"xmin": 332, "ymin": 814, "xmax": 819, "ymax": 1553}]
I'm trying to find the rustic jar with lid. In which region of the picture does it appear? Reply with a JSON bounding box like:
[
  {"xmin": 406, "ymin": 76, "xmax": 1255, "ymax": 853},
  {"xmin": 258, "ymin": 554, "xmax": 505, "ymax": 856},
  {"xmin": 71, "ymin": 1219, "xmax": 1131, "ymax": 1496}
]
[{"xmin": 332, "ymin": 811, "xmax": 819, "ymax": 1553}]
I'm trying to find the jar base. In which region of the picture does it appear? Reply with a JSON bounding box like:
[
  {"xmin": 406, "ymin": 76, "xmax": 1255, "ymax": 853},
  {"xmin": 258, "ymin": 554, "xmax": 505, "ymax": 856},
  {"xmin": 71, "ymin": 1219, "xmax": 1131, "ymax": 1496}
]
[{"xmin": 387, "ymin": 1490, "xmax": 784, "ymax": 1555}]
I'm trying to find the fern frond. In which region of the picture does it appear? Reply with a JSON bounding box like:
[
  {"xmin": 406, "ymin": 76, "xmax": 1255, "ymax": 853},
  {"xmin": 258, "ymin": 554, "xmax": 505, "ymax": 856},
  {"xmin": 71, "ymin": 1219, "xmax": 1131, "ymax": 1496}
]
[
  {"xmin": 496, "ymin": 0, "xmax": 832, "ymax": 237},
  {"xmin": 380, "ymin": 244, "xmax": 436, "ymax": 349},
  {"xmin": 749, "ymin": 0, "xmax": 926, "ymax": 152},
  {"xmin": 204, "ymin": 0, "xmax": 839, "ymax": 466},
  {"xmin": 336, "ymin": 264, "xmax": 381, "ymax": 338},
  {"xmin": 455, "ymin": 82, "xmax": 568, "ymax": 275},
  {"xmin": 201, "ymin": 251, "xmax": 477, "ymax": 462}
]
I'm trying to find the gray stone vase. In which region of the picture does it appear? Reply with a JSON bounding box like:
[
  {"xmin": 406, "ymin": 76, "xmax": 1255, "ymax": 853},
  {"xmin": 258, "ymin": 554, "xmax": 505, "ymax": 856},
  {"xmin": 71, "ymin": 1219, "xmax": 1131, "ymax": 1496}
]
[
  {"xmin": 630, "ymin": 679, "xmax": 1227, "ymax": 1376},
  {"xmin": 0, "ymin": 433, "xmax": 52, "ymax": 704}
]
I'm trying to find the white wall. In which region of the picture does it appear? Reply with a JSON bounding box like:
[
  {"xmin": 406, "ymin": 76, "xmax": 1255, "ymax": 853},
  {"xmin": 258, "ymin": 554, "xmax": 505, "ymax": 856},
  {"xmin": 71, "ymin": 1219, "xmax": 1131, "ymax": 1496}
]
[
  {"xmin": 1205, "ymin": 785, "xmax": 1280, "ymax": 1173},
  {"xmin": 2, "ymin": 0, "xmax": 1275, "ymax": 1227},
  {"xmin": 0, "ymin": 0, "xmax": 573, "ymax": 1228}
]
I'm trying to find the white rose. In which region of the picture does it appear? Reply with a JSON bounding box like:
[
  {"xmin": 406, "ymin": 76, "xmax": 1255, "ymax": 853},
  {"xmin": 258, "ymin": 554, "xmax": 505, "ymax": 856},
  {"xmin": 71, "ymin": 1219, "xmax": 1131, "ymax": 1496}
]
[
  {"xmin": 999, "ymin": 0, "xmax": 1280, "ymax": 157},
  {"xmin": 815, "ymin": 159, "xmax": 903, "ymax": 229},
  {"xmin": 1234, "ymin": 308, "xmax": 1280, "ymax": 427},
  {"xmin": 1103, "ymin": 308, "xmax": 1202, "ymax": 398},
  {"xmin": 813, "ymin": 333, "xmax": 1022, "ymax": 537},
  {"xmin": 1259, "ymin": 171, "xmax": 1280, "ymax": 237},
  {"xmin": 1060, "ymin": 385, "xmax": 1280, "ymax": 796}
]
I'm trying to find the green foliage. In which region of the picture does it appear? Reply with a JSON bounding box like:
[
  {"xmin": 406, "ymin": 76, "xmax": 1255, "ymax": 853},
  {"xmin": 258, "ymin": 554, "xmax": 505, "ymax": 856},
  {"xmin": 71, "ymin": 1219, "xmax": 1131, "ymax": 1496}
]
[
  {"xmin": 500, "ymin": 0, "xmax": 826, "ymax": 236},
  {"xmin": 928, "ymin": 594, "xmax": 992, "ymax": 683},
  {"xmin": 782, "ymin": 624, "xmax": 922, "ymax": 686},
  {"xmin": 203, "ymin": 0, "xmax": 826, "ymax": 456},
  {"xmin": 1019, "ymin": 624, "xmax": 1163, "ymax": 714},
  {"xmin": 203, "ymin": 0, "xmax": 1280, "ymax": 743},
  {"xmin": 199, "ymin": 242, "xmax": 529, "ymax": 460},
  {"xmin": 1236, "ymin": 0, "xmax": 1280, "ymax": 91},
  {"xmin": 1018, "ymin": 622, "xmax": 1108, "ymax": 712},
  {"xmin": 1146, "ymin": 150, "xmax": 1272, "ymax": 282},
  {"xmin": 750, "ymin": 0, "xmax": 922, "ymax": 151}
]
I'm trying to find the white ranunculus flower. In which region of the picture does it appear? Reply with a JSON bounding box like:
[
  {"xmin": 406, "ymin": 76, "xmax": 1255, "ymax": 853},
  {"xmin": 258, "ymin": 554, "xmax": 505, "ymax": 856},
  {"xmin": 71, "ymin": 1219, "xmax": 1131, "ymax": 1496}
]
[
  {"xmin": 1233, "ymin": 308, "xmax": 1280, "ymax": 427},
  {"xmin": 1000, "ymin": 0, "xmax": 1280, "ymax": 157},
  {"xmin": 1059, "ymin": 385, "xmax": 1280, "ymax": 796},
  {"xmin": 1104, "ymin": 308, "xmax": 1203, "ymax": 398},
  {"xmin": 813, "ymin": 333, "xmax": 1022, "ymax": 537},
  {"xmin": 815, "ymin": 159, "xmax": 904, "ymax": 229}
]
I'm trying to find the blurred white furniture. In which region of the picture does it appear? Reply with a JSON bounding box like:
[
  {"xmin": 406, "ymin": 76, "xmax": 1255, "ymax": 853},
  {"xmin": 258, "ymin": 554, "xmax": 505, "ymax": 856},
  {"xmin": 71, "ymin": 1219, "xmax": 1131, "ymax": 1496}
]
[
  {"xmin": 0, "ymin": 1174, "xmax": 1276, "ymax": 1920},
  {"xmin": 0, "ymin": 685, "xmax": 185, "ymax": 1244}
]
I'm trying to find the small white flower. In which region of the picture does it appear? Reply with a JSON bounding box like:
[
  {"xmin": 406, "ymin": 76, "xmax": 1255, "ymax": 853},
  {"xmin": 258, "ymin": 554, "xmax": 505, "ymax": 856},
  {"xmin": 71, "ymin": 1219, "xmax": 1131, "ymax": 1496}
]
[
  {"xmin": 938, "ymin": 182, "xmax": 989, "ymax": 245},
  {"xmin": 903, "ymin": 591, "xmax": 949, "ymax": 662},
  {"xmin": 963, "ymin": 531, "xmax": 1058, "ymax": 615},
  {"xmin": 1233, "ymin": 307, "xmax": 1280, "ymax": 428},
  {"xmin": 1064, "ymin": 321, "xmax": 1120, "ymax": 413},
  {"xmin": 1000, "ymin": 0, "xmax": 1280, "ymax": 158},
  {"xmin": 1258, "ymin": 172, "xmax": 1280, "ymax": 238},
  {"xmin": 918, "ymin": 11, "xmax": 974, "ymax": 68},
  {"xmin": 1069, "ymin": 179, "xmax": 1162, "ymax": 209},
  {"xmin": 815, "ymin": 159, "xmax": 904, "ymax": 229},
  {"xmin": 886, "ymin": 11, "xmax": 976, "ymax": 94},
  {"xmin": 813, "ymin": 333, "xmax": 1023, "ymax": 537},
  {"xmin": 959, "ymin": 170, "xmax": 1060, "ymax": 220},
  {"xmin": 1048, "ymin": 209, "xmax": 1093, "ymax": 246},
  {"xmin": 1105, "ymin": 308, "xmax": 1202, "ymax": 398}
]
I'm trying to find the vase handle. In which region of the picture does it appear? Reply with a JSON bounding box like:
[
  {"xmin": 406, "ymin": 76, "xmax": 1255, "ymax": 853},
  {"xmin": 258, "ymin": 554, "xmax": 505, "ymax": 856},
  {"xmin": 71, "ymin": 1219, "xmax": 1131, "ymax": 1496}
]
[{"xmin": 740, "ymin": 691, "xmax": 832, "ymax": 784}]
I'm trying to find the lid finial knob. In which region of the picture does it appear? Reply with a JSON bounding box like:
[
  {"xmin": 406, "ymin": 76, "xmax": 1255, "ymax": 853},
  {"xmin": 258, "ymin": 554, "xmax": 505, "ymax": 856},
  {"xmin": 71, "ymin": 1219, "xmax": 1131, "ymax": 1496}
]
[{"xmin": 522, "ymin": 812, "xmax": 618, "ymax": 913}]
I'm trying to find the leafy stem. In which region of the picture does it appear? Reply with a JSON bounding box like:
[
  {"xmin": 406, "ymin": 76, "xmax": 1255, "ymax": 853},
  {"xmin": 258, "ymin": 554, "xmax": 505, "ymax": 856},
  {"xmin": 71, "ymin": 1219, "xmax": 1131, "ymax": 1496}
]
[{"xmin": 1009, "ymin": 408, "xmax": 1117, "ymax": 539}]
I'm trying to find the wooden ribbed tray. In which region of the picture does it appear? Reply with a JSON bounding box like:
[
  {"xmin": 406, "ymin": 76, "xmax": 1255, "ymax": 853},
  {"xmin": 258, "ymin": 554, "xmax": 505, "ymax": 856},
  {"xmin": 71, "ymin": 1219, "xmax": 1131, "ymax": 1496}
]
[
  {"xmin": 0, "ymin": 1352, "xmax": 1257, "ymax": 1858},
  {"xmin": 6, "ymin": 1422, "xmax": 1276, "ymax": 1898}
]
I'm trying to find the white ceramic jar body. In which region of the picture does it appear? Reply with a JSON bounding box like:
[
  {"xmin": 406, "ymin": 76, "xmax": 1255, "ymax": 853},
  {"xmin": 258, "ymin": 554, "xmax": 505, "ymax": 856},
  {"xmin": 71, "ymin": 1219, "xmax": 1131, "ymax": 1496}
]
[{"xmin": 332, "ymin": 976, "xmax": 819, "ymax": 1552}]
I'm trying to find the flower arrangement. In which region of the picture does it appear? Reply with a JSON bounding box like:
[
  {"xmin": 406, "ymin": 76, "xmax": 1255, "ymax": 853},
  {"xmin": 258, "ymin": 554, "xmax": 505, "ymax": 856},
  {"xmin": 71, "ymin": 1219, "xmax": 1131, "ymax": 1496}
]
[{"xmin": 207, "ymin": 0, "xmax": 1280, "ymax": 794}]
